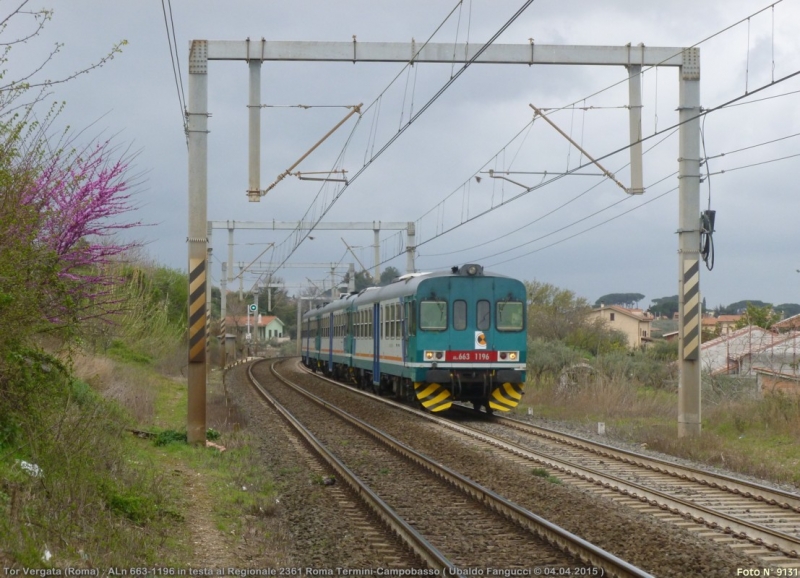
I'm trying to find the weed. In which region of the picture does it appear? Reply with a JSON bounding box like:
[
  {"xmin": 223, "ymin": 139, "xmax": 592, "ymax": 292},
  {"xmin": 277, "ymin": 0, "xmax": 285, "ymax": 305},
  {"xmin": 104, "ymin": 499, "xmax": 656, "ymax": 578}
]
[
  {"xmin": 531, "ymin": 467, "xmax": 562, "ymax": 484},
  {"xmin": 154, "ymin": 429, "xmax": 188, "ymax": 446},
  {"xmin": 107, "ymin": 339, "xmax": 152, "ymax": 364}
]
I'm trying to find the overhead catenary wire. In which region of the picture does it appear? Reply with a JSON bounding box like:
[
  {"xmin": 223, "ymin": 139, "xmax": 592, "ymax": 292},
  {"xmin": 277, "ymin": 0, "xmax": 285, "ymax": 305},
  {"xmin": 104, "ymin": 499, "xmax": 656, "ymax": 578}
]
[
  {"xmin": 256, "ymin": 0, "xmax": 536, "ymax": 290},
  {"xmin": 398, "ymin": 1, "xmax": 792, "ymax": 263},
  {"xmin": 403, "ymin": 62, "xmax": 800, "ymax": 263},
  {"xmin": 159, "ymin": 0, "xmax": 187, "ymax": 141},
  {"xmin": 267, "ymin": 0, "xmax": 791, "ymax": 283},
  {"xmin": 421, "ymin": 126, "xmax": 681, "ymax": 258},
  {"xmin": 374, "ymin": 61, "xmax": 800, "ymax": 272}
]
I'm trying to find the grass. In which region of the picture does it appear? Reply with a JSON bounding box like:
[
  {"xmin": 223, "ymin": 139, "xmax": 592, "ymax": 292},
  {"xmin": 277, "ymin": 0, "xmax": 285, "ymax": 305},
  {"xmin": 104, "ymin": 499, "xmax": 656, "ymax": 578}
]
[
  {"xmin": 531, "ymin": 467, "xmax": 562, "ymax": 484},
  {"xmin": 0, "ymin": 341, "xmax": 282, "ymax": 568},
  {"xmin": 520, "ymin": 374, "xmax": 800, "ymax": 486}
]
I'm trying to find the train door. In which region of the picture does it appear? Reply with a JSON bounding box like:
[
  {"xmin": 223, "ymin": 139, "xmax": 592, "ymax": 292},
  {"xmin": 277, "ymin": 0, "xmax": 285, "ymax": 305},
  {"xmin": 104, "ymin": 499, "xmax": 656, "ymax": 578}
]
[
  {"xmin": 328, "ymin": 312, "xmax": 334, "ymax": 373},
  {"xmin": 304, "ymin": 316, "xmax": 310, "ymax": 363},
  {"xmin": 372, "ymin": 302, "xmax": 380, "ymax": 386},
  {"xmin": 346, "ymin": 310, "xmax": 354, "ymax": 368}
]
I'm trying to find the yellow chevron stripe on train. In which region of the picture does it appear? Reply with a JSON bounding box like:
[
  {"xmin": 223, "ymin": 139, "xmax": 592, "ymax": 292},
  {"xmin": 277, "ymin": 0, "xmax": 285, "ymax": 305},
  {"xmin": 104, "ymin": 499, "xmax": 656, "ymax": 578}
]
[{"xmin": 301, "ymin": 264, "xmax": 526, "ymax": 414}]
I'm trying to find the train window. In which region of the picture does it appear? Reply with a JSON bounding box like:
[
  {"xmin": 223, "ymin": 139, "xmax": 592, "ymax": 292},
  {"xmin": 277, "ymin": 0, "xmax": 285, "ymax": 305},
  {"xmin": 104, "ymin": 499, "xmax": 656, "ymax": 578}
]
[
  {"xmin": 497, "ymin": 301, "xmax": 524, "ymax": 331},
  {"xmin": 477, "ymin": 300, "xmax": 491, "ymax": 331},
  {"xmin": 453, "ymin": 300, "xmax": 467, "ymax": 331},
  {"xmin": 395, "ymin": 303, "xmax": 401, "ymax": 338},
  {"xmin": 389, "ymin": 304, "xmax": 395, "ymax": 338},
  {"xmin": 407, "ymin": 302, "xmax": 416, "ymax": 336},
  {"xmin": 420, "ymin": 300, "xmax": 447, "ymax": 331},
  {"xmin": 369, "ymin": 308, "xmax": 373, "ymax": 337}
]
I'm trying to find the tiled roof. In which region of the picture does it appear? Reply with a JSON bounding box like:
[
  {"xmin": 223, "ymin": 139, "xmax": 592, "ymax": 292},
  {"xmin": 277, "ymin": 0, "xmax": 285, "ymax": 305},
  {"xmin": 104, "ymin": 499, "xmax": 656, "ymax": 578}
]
[
  {"xmin": 591, "ymin": 305, "xmax": 651, "ymax": 321},
  {"xmin": 225, "ymin": 315, "xmax": 283, "ymax": 327},
  {"xmin": 774, "ymin": 313, "xmax": 800, "ymax": 330}
]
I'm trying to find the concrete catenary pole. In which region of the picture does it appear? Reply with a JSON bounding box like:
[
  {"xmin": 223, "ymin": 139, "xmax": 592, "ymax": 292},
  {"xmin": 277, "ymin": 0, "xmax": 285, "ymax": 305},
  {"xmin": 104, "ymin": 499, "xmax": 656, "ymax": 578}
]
[
  {"xmin": 406, "ymin": 222, "xmax": 416, "ymax": 273},
  {"xmin": 373, "ymin": 223, "xmax": 380, "ymax": 282},
  {"xmin": 227, "ymin": 225, "xmax": 235, "ymax": 283},
  {"xmin": 627, "ymin": 59, "xmax": 644, "ymax": 195},
  {"xmin": 187, "ymin": 40, "xmax": 209, "ymax": 445},
  {"xmin": 677, "ymin": 48, "xmax": 702, "ymax": 437},
  {"xmin": 248, "ymin": 44, "xmax": 261, "ymax": 202}
]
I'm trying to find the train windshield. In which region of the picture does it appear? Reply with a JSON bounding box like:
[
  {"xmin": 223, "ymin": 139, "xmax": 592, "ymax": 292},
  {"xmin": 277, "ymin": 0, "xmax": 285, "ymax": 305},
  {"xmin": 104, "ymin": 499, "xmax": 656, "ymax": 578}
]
[
  {"xmin": 497, "ymin": 301, "xmax": 524, "ymax": 331},
  {"xmin": 420, "ymin": 300, "xmax": 447, "ymax": 330}
]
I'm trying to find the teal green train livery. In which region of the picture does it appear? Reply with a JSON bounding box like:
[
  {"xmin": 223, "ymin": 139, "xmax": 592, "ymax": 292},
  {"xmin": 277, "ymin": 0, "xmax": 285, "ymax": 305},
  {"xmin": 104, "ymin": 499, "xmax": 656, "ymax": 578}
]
[{"xmin": 301, "ymin": 264, "xmax": 526, "ymax": 413}]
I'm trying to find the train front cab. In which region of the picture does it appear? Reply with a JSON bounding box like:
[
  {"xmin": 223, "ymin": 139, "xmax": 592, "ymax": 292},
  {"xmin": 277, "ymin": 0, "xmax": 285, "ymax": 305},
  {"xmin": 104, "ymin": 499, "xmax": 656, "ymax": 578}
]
[{"xmin": 411, "ymin": 270, "xmax": 526, "ymax": 413}]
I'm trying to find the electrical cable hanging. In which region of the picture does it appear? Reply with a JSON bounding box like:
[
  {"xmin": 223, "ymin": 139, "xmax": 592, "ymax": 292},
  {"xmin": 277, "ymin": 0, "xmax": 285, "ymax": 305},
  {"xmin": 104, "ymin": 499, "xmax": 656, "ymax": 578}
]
[{"xmin": 699, "ymin": 116, "xmax": 715, "ymax": 271}]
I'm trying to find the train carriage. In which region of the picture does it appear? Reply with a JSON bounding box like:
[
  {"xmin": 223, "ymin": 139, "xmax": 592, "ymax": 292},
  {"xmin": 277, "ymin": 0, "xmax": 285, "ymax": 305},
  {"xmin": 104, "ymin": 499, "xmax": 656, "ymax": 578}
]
[{"xmin": 302, "ymin": 264, "xmax": 526, "ymax": 413}]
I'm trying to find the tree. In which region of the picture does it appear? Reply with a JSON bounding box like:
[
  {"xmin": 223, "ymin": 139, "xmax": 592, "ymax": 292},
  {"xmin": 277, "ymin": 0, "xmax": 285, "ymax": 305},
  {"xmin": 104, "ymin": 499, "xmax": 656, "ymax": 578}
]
[
  {"xmin": 0, "ymin": 5, "xmax": 132, "ymax": 347},
  {"xmin": 526, "ymin": 280, "xmax": 591, "ymax": 341},
  {"xmin": 734, "ymin": 303, "xmax": 781, "ymax": 330},
  {"xmin": 718, "ymin": 300, "xmax": 771, "ymax": 315},
  {"xmin": 774, "ymin": 303, "xmax": 800, "ymax": 318},
  {"xmin": 379, "ymin": 266, "xmax": 401, "ymax": 286},
  {"xmin": 649, "ymin": 295, "xmax": 679, "ymax": 319},
  {"xmin": 342, "ymin": 269, "xmax": 375, "ymax": 291},
  {"xmin": 593, "ymin": 293, "xmax": 645, "ymax": 309}
]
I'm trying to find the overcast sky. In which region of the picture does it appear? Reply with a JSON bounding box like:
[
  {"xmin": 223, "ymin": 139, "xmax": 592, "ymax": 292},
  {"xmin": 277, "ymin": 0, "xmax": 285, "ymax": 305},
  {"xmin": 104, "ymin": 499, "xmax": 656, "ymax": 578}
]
[{"xmin": 6, "ymin": 0, "xmax": 800, "ymax": 309}]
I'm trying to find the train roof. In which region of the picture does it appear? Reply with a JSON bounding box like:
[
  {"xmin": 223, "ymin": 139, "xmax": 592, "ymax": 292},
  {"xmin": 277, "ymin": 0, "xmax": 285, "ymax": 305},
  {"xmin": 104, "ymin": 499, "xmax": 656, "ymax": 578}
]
[{"xmin": 304, "ymin": 264, "xmax": 520, "ymax": 318}]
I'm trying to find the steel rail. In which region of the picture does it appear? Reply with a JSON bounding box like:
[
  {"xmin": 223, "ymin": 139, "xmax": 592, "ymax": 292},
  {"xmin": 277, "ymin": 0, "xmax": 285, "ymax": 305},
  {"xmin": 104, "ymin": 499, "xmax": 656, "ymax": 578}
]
[
  {"xmin": 245, "ymin": 360, "xmax": 454, "ymax": 571},
  {"xmin": 442, "ymin": 409, "xmax": 800, "ymax": 557},
  {"xmin": 295, "ymin": 361, "xmax": 800, "ymax": 557},
  {"xmin": 480, "ymin": 410, "xmax": 800, "ymax": 513},
  {"xmin": 273, "ymin": 360, "xmax": 652, "ymax": 578}
]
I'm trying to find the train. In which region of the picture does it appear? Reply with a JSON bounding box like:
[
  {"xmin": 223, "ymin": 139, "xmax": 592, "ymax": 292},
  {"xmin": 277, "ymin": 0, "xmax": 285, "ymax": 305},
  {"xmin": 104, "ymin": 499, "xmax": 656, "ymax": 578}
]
[{"xmin": 301, "ymin": 263, "xmax": 527, "ymax": 413}]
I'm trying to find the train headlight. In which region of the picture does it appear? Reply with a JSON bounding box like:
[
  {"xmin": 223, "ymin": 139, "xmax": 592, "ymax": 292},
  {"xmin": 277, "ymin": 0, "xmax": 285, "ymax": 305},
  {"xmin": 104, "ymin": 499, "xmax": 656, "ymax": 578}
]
[
  {"xmin": 500, "ymin": 352, "xmax": 507, "ymax": 360},
  {"xmin": 509, "ymin": 352, "xmax": 518, "ymax": 360},
  {"xmin": 467, "ymin": 265, "xmax": 478, "ymax": 276},
  {"xmin": 435, "ymin": 351, "xmax": 443, "ymax": 360},
  {"xmin": 499, "ymin": 351, "xmax": 519, "ymax": 361},
  {"xmin": 425, "ymin": 351, "xmax": 434, "ymax": 360}
]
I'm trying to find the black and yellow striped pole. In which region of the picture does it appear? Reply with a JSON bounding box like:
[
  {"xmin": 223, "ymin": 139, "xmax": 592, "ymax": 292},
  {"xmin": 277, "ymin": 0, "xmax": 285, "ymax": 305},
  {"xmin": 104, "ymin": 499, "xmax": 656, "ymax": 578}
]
[
  {"xmin": 677, "ymin": 49, "xmax": 702, "ymax": 437},
  {"xmin": 220, "ymin": 261, "xmax": 227, "ymax": 369},
  {"xmin": 187, "ymin": 40, "xmax": 209, "ymax": 445}
]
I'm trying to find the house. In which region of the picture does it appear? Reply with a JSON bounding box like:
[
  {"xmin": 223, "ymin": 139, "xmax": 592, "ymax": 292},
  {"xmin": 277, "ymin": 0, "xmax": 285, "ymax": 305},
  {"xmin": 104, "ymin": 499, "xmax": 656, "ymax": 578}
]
[
  {"xmin": 754, "ymin": 368, "xmax": 800, "ymax": 396},
  {"xmin": 741, "ymin": 332, "xmax": 800, "ymax": 396},
  {"xmin": 701, "ymin": 314, "xmax": 742, "ymax": 336},
  {"xmin": 588, "ymin": 305, "xmax": 652, "ymax": 349},
  {"xmin": 700, "ymin": 325, "xmax": 785, "ymax": 375},
  {"xmin": 773, "ymin": 313, "xmax": 800, "ymax": 333},
  {"xmin": 225, "ymin": 314, "xmax": 287, "ymax": 342}
]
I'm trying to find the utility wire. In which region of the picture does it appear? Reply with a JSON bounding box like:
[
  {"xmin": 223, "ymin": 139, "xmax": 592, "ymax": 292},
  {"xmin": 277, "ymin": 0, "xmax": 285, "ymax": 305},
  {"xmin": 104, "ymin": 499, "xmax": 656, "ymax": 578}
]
[
  {"xmin": 160, "ymin": 0, "xmax": 187, "ymax": 140},
  {"xmin": 705, "ymin": 130, "xmax": 800, "ymax": 160},
  {"xmin": 421, "ymin": 126, "xmax": 680, "ymax": 258},
  {"xmin": 405, "ymin": 1, "xmax": 790, "ymax": 258},
  {"xmin": 257, "ymin": 0, "xmax": 536, "ymax": 291},
  {"xmin": 485, "ymin": 187, "xmax": 677, "ymax": 268},
  {"xmin": 408, "ymin": 63, "xmax": 800, "ymax": 260},
  {"xmin": 380, "ymin": 64, "xmax": 800, "ymax": 270}
]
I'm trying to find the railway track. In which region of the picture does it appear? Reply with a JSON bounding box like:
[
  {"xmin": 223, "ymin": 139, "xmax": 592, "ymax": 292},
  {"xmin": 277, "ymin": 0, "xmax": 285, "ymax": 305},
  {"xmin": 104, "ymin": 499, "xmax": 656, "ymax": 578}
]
[
  {"xmin": 290, "ymin": 358, "xmax": 800, "ymax": 570},
  {"xmin": 248, "ymin": 358, "xmax": 651, "ymax": 576},
  {"xmin": 454, "ymin": 408, "xmax": 800, "ymax": 564}
]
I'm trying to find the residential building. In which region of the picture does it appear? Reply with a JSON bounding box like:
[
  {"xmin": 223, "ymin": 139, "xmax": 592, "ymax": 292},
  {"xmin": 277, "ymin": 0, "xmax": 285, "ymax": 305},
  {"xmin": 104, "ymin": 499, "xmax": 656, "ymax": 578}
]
[
  {"xmin": 773, "ymin": 313, "xmax": 800, "ymax": 333},
  {"xmin": 588, "ymin": 305, "xmax": 652, "ymax": 349},
  {"xmin": 700, "ymin": 325, "xmax": 785, "ymax": 375},
  {"xmin": 741, "ymin": 332, "xmax": 800, "ymax": 395},
  {"xmin": 701, "ymin": 314, "xmax": 742, "ymax": 337},
  {"xmin": 225, "ymin": 314, "xmax": 287, "ymax": 342}
]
